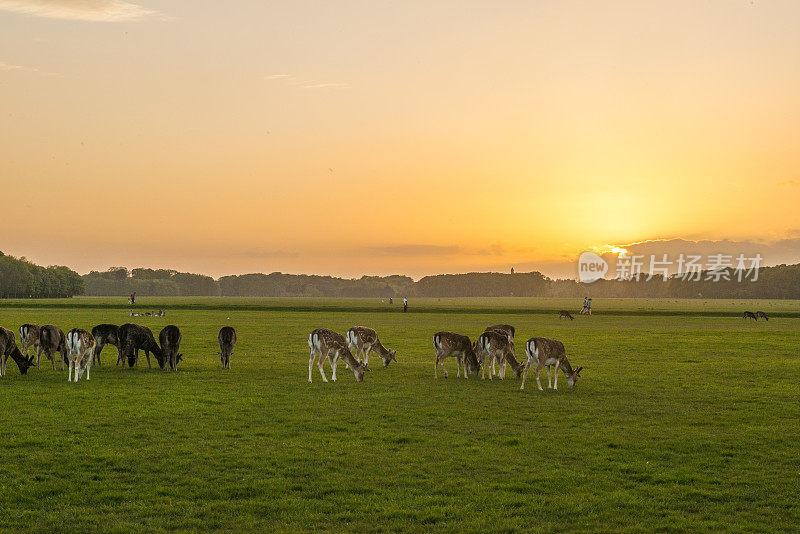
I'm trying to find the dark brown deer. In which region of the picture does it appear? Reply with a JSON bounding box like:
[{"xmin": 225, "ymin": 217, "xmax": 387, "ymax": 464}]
[
  {"xmin": 19, "ymin": 324, "xmax": 40, "ymax": 360},
  {"xmin": 159, "ymin": 325, "xmax": 182, "ymax": 371},
  {"xmin": 1, "ymin": 326, "xmax": 34, "ymax": 376},
  {"xmin": 91, "ymin": 324, "xmax": 119, "ymax": 367},
  {"xmin": 117, "ymin": 323, "xmax": 163, "ymax": 369},
  {"xmin": 756, "ymin": 311, "xmax": 769, "ymax": 321},
  {"xmin": 433, "ymin": 332, "xmax": 479, "ymax": 379},
  {"xmin": 558, "ymin": 310, "xmax": 575, "ymax": 320},
  {"xmin": 308, "ymin": 328, "xmax": 368, "ymax": 382},
  {"xmin": 346, "ymin": 326, "xmax": 397, "ymax": 368},
  {"xmin": 521, "ymin": 337, "xmax": 583, "ymax": 391},
  {"xmin": 66, "ymin": 328, "xmax": 96, "ymax": 382},
  {"xmin": 743, "ymin": 311, "xmax": 757, "ymax": 320},
  {"xmin": 218, "ymin": 327, "xmax": 236, "ymax": 370},
  {"xmin": 38, "ymin": 325, "xmax": 67, "ymax": 370}
]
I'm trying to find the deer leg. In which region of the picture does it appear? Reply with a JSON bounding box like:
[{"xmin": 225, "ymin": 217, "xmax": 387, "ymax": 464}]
[
  {"xmin": 535, "ymin": 362, "xmax": 546, "ymax": 391},
  {"xmin": 317, "ymin": 349, "xmax": 329, "ymax": 382},
  {"xmin": 363, "ymin": 344, "xmax": 370, "ymax": 366},
  {"xmin": 331, "ymin": 353, "xmax": 339, "ymax": 382},
  {"xmin": 145, "ymin": 350, "xmax": 151, "ymax": 369},
  {"xmin": 308, "ymin": 349, "xmax": 315, "ymax": 382},
  {"xmin": 520, "ymin": 359, "xmax": 533, "ymax": 390},
  {"xmin": 547, "ymin": 366, "xmax": 552, "ymax": 388},
  {"xmin": 553, "ymin": 362, "xmax": 561, "ymax": 390}
]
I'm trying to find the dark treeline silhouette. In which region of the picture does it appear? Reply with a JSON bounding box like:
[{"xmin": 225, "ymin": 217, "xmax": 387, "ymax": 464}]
[
  {"xmin": 3, "ymin": 252, "xmax": 800, "ymax": 299},
  {"xmin": 78, "ymin": 264, "xmax": 800, "ymax": 299},
  {"xmin": 0, "ymin": 251, "xmax": 84, "ymax": 298}
]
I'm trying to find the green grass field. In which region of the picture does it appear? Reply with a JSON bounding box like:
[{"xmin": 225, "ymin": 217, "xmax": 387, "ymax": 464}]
[{"xmin": 1, "ymin": 297, "xmax": 798, "ymax": 532}]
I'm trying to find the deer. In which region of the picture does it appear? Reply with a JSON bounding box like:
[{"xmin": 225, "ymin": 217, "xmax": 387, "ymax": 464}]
[
  {"xmin": 117, "ymin": 323, "xmax": 163, "ymax": 369},
  {"xmin": 66, "ymin": 328, "xmax": 96, "ymax": 382},
  {"xmin": 346, "ymin": 326, "xmax": 397, "ymax": 368},
  {"xmin": 159, "ymin": 325, "xmax": 182, "ymax": 371},
  {"xmin": 743, "ymin": 311, "xmax": 758, "ymax": 321},
  {"xmin": 308, "ymin": 328, "xmax": 368, "ymax": 382},
  {"xmin": 433, "ymin": 332, "xmax": 479, "ymax": 379},
  {"xmin": 37, "ymin": 325, "xmax": 67, "ymax": 370},
  {"xmin": 521, "ymin": 337, "xmax": 583, "ymax": 391},
  {"xmin": 756, "ymin": 311, "xmax": 769, "ymax": 321},
  {"xmin": 558, "ymin": 310, "xmax": 575, "ymax": 320},
  {"xmin": 483, "ymin": 324, "xmax": 516, "ymax": 376},
  {"xmin": 1, "ymin": 326, "xmax": 35, "ymax": 376},
  {"xmin": 218, "ymin": 326, "xmax": 236, "ymax": 369},
  {"xmin": 91, "ymin": 324, "xmax": 119, "ymax": 367},
  {"xmin": 19, "ymin": 324, "xmax": 40, "ymax": 360},
  {"xmin": 475, "ymin": 329, "xmax": 516, "ymax": 380}
]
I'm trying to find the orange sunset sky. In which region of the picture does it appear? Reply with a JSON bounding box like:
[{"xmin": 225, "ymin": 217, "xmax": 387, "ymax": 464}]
[{"xmin": 1, "ymin": 0, "xmax": 799, "ymax": 279}]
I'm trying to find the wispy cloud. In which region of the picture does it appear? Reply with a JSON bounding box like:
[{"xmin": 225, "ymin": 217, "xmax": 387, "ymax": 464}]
[
  {"xmin": 265, "ymin": 73, "xmax": 349, "ymax": 90},
  {"xmin": 779, "ymin": 179, "xmax": 799, "ymax": 188},
  {"xmin": 0, "ymin": 0, "xmax": 155, "ymax": 22},
  {"xmin": 0, "ymin": 60, "xmax": 56, "ymax": 75}
]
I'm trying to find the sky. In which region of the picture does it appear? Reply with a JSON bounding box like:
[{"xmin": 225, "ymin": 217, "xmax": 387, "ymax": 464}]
[{"xmin": 1, "ymin": 0, "xmax": 799, "ymax": 279}]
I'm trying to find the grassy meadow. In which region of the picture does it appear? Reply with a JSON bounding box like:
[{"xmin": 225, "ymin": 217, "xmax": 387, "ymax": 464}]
[{"xmin": 0, "ymin": 297, "xmax": 798, "ymax": 532}]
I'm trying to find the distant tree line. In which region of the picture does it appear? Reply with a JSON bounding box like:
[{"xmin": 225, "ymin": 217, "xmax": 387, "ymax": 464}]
[
  {"xmin": 3, "ymin": 252, "xmax": 799, "ymax": 299},
  {"xmin": 79, "ymin": 264, "xmax": 800, "ymax": 299},
  {"xmin": 0, "ymin": 251, "xmax": 84, "ymax": 298}
]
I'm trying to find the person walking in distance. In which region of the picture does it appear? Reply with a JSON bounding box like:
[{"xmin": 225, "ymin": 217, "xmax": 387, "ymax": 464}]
[
  {"xmin": 587, "ymin": 298, "xmax": 592, "ymax": 315},
  {"xmin": 580, "ymin": 297, "xmax": 588, "ymax": 315},
  {"xmin": 403, "ymin": 297, "xmax": 408, "ymax": 313},
  {"xmin": 130, "ymin": 292, "xmax": 136, "ymax": 306}
]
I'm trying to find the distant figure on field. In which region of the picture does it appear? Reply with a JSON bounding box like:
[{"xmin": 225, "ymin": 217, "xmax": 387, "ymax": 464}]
[
  {"xmin": 403, "ymin": 298, "xmax": 408, "ymax": 313},
  {"xmin": 587, "ymin": 298, "xmax": 592, "ymax": 315},
  {"xmin": 389, "ymin": 298, "xmax": 393, "ymax": 305},
  {"xmin": 511, "ymin": 267, "xmax": 515, "ymax": 274},
  {"xmin": 580, "ymin": 297, "xmax": 589, "ymax": 315},
  {"xmin": 130, "ymin": 292, "xmax": 136, "ymax": 306}
]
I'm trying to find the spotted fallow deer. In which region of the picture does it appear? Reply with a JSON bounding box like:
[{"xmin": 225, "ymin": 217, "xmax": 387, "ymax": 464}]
[
  {"xmin": 1, "ymin": 326, "xmax": 34, "ymax": 376},
  {"xmin": 38, "ymin": 325, "xmax": 67, "ymax": 370},
  {"xmin": 218, "ymin": 326, "xmax": 236, "ymax": 370},
  {"xmin": 756, "ymin": 311, "xmax": 769, "ymax": 321},
  {"xmin": 19, "ymin": 324, "xmax": 40, "ymax": 361},
  {"xmin": 484, "ymin": 324, "xmax": 516, "ymax": 376},
  {"xmin": 475, "ymin": 329, "xmax": 517, "ymax": 380},
  {"xmin": 346, "ymin": 326, "xmax": 397, "ymax": 368},
  {"xmin": 433, "ymin": 332, "xmax": 479, "ymax": 379},
  {"xmin": 521, "ymin": 337, "xmax": 583, "ymax": 391},
  {"xmin": 308, "ymin": 328, "xmax": 368, "ymax": 383},
  {"xmin": 66, "ymin": 328, "xmax": 96, "ymax": 382}
]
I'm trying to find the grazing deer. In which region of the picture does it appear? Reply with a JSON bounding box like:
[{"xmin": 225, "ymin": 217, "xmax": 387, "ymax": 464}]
[
  {"xmin": 117, "ymin": 323, "xmax": 163, "ymax": 368},
  {"xmin": 521, "ymin": 337, "xmax": 583, "ymax": 391},
  {"xmin": 19, "ymin": 324, "xmax": 40, "ymax": 360},
  {"xmin": 743, "ymin": 311, "xmax": 757, "ymax": 320},
  {"xmin": 91, "ymin": 324, "xmax": 119, "ymax": 367},
  {"xmin": 38, "ymin": 325, "xmax": 67, "ymax": 370},
  {"xmin": 433, "ymin": 332, "xmax": 479, "ymax": 379},
  {"xmin": 218, "ymin": 326, "xmax": 236, "ymax": 370},
  {"xmin": 558, "ymin": 310, "xmax": 575, "ymax": 320},
  {"xmin": 159, "ymin": 325, "xmax": 182, "ymax": 371},
  {"xmin": 756, "ymin": 311, "xmax": 769, "ymax": 321},
  {"xmin": 66, "ymin": 328, "xmax": 96, "ymax": 382},
  {"xmin": 502, "ymin": 347, "xmax": 526, "ymax": 379},
  {"xmin": 346, "ymin": 326, "xmax": 397, "ymax": 367},
  {"xmin": 1, "ymin": 326, "xmax": 34, "ymax": 376},
  {"xmin": 308, "ymin": 328, "xmax": 368, "ymax": 382},
  {"xmin": 484, "ymin": 324, "xmax": 516, "ymax": 376},
  {"xmin": 475, "ymin": 330, "xmax": 516, "ymax": 380}
]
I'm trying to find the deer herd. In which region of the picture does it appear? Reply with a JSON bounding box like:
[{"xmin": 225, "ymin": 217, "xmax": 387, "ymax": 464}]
[
  {"xmin": 1, "ymin": 322, "xmax": 237, "ymax": 382},
  {"xmin": 3, "ymin": 318, "xmax": 583, "ymax": 392}
]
